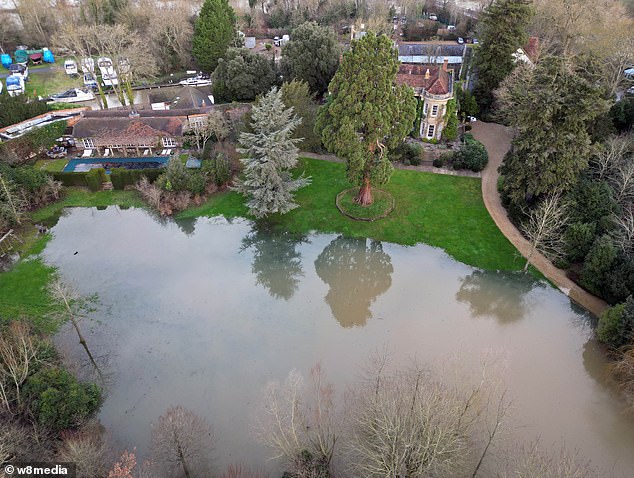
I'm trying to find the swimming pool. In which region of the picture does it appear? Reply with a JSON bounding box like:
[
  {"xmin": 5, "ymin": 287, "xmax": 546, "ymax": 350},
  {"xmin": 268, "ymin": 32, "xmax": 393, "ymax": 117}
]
[{"xmin": 63, "ymin": 156, "xmax": 170, "ymax": 173}]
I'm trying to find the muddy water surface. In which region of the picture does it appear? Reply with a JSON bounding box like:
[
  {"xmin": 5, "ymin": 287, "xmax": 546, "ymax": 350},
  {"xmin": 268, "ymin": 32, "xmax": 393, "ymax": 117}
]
[{"xmin": 44, "ymin": 207, "xmax": 634, "ymax": 475}]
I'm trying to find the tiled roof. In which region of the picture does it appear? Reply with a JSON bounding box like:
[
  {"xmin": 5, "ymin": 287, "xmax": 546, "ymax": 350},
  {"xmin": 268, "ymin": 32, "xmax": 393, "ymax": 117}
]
[
  {"xmin": 397, "ymin": 43, "xmax": 465, "ymax": 57},
  {"xmin": 523, "ymin": 37, "xmax": 539, "ymax": 63},
  {"xmin": 148, "ymin": 86, "xmax": 214, "ymax": 109},
  {"xmin": 396, "ymin": 63, "xmax": 451, "ymax": 95},
  {"xmin": 72, "ymin": 117, "xmax": 183, "ymax": 139}
]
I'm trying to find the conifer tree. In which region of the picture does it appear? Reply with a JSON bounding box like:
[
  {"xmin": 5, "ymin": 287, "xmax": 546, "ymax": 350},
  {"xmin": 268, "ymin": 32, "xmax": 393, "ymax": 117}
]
[
  {"xmin": 316, "ymin": 34, "xmax": 416, "ymax": 206},
  {"xmin": 281, "ymin": 22, "xmax": 340, "ymax": 95},
  {"xmin": 473, "ymin": 0, "xmax": 533, "ymax": 114},
  {"xmin": 192, "ymin": 0, "xmax": 236, "ymax": 73},
  {"xmin": 234, "ymin": 88, "xmax": 310, "ymax": 218},
  {"xmin": 499, "ymin": 55, "xmax": 609, "ymax": 209}
]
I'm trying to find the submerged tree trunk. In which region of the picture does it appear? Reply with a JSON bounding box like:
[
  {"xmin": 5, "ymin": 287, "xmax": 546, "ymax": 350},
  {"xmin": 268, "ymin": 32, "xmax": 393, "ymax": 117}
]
[{"xmin": 355, "ymin": 175, "xmax": 373, "ymax": 206}]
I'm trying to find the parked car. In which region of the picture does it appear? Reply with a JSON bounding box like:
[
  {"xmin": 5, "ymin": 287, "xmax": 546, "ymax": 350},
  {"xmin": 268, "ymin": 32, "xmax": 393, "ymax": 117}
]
[
  {"xmin": 273, "ymin": 36, "xmax": 281, "ymax": 47},
  {"xmin": 457, "ymin": 37, "xmax": 465, "ymax": 44},
  {"xmin": 472, "ymin": 38, "xmax": 479, "ymax": 44}
]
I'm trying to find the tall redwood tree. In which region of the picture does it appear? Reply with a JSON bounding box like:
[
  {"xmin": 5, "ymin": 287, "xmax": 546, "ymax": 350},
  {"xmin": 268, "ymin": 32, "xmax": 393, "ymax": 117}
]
[{"xmin": 316, "ymin": 34, "xmax": 416, "ymax": 206}]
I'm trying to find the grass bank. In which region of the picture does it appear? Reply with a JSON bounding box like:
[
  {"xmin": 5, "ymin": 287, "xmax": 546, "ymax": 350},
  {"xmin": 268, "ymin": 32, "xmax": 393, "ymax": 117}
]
[
  {"xmin": 1, "ymin": 190, "xmax": 144, "ymax": 327},
  {"xmin": 25, "ymin": 62, "xmax": 81, "ymax": 98},
  {"xmin": 181, "ymin": 158, "xmax": 523, "ymax": 271},
  {"xmin": 0, "ymin": 234, "xmax": 61, "ymax": 332},
  {"xmin": 32, "ymin": 189, "xmax": 146, "ymax": 225}
]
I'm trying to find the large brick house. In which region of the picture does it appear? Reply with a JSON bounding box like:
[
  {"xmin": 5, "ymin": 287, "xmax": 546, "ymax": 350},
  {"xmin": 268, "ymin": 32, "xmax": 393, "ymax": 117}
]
[
  {"xmin": 396, "ymin": 59, "xmax": 454, "ymax": 140},
  {"xmin": 71, "ymin": 104, "xmax": 250, "ymax": 156},
  {"xmin": 73, "ymin": 114, "xmax": 184, "ymax": 155}
]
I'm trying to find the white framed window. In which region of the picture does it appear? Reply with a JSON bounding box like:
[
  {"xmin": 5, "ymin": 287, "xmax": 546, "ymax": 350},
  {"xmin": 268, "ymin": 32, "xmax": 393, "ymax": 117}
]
[
  {"xmin": 162, "ymin": 137, "xmax": 177, "ymax": 147},
  {"xmin": 82, "ymin": 138, "xmax": 95, "ymax": 148},
  {"xmin": 427, "ymin": 124, "xmax": 435, "ymax": 139},
  {"xmin": 431, "ymin": 104, "xmax": 439, "ymax": 117},
  {"xmin": 423, "ymin": 102, "xmax": 428, "ymax": 115},
  {"xmin": 188, "ymin": 117, "xmax": 205, "ymax": 128}
]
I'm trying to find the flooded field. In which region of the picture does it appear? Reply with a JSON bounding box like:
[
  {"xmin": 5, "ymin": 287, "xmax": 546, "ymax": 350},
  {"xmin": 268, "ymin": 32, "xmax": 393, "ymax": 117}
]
[{"xmin": 44, "ymin": 207, "xmax": 634, "ymax": 475}]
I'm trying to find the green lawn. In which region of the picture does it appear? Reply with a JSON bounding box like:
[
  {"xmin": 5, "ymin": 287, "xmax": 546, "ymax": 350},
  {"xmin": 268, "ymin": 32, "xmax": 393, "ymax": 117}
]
[
  {"xmin": 25, "ymin": 62, "xmax": 82, "ymax": 98},
  {"xmin": 0, "ymin": 234, "xmax": 61, "ymax": 332},
  {"xmin": 34, "ymin": 159, "xmax": 68, "ymax": 172},
  {"xmin": 181, "ymin": 158, "xmax": 523, "ymax": 271},
  {"xmin": 1, "ymin": 189, "xmax": 144, "ymax": 327},
  {"xmin": 32, "ymin": 189, "xmax": 146, "ymax": 225}
]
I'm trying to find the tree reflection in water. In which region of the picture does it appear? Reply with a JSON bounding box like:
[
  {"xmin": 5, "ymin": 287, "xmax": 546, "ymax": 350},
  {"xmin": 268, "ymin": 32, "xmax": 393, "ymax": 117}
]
[
  {"xmin": 314, "ymin": 236, "xmax": 393, "ymax": 327},
  {"xmin": 456, "ymin": 270, "xmax": 538, "ymax": 324},
  {"xmin": 241, "ymin": 223, "xmax": 309, "ymax": 301}
]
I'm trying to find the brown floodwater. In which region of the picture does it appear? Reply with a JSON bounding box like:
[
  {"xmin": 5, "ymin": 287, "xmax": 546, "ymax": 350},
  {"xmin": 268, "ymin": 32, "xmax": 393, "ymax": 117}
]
[{"xmin": 44, "ymin": 207, "xmax": 634, "ymax": 476}]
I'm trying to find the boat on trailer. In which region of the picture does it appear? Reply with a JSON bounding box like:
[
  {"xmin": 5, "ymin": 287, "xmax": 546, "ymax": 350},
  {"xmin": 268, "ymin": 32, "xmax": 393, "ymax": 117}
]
[
  {"xmin": 46, "ymin": 88, "xmax": 95, "ymax": 104},
  {"xmin": 64, "ymin": 59, "xmax": 78, "ymax": 75}
]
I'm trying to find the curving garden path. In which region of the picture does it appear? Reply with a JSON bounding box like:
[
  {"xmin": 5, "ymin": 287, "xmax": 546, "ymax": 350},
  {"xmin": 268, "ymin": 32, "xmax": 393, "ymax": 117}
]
[{"xmin": 471, "ymin": 121, "xmax": 608, "ymax": 317}]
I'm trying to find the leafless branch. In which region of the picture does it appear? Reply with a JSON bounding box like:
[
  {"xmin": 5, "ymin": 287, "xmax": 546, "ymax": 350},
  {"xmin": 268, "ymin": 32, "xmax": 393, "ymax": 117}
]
[{"xmin": 520, "ymin": 193, "xmax": 569, "ymax": 272}]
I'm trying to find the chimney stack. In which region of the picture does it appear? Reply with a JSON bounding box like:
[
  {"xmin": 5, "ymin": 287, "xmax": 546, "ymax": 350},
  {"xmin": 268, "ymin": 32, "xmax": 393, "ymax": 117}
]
[
  {"xmin": 425, "ymin": 69, "xmax": 430, "ymax": 79},
  {"xmin": 442, "ymin": 58, "xmax": 449, "ymax": 72}
]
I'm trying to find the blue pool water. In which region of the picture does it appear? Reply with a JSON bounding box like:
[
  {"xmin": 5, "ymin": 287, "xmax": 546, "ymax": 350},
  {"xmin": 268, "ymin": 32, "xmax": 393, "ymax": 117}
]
[{"xmin": 63, "ymin": 156, "xmax": 169, "ymax": 173}]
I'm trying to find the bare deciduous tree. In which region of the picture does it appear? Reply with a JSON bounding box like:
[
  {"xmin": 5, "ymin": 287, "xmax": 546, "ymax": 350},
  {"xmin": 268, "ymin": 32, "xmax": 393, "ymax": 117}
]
[
  {"xmin": 256, "ymin": 364, "xmax": 337, "ymax": 476},
  {"xmin": 122, "ymin": 0, "xmax": 195, "ymax": 73},
  {"xmin": 612, "ymin": 348, "xmax": 634, "ymax": 412},
  {"xmin": 609, "ymin": 160, "xmax": 634, "ymax": 207},
  {"xmin": 221, "ymin": 464, "xmax": 269, "ymax": 478},
  {"xmin": 0, "ymin": 418, "xmax": 54, "ymax": 464},
  {"xmin": 520, "ymin": 194, "xmax": 569, "ymax": 272},
  {"xmin": 0, "ymin": 321, "xmax": 41, "ymax": 413},
  {"xmin": 611, "ymin": 207, "xmax": 634, "ymax": 255},
  {"xmin": 344, "ymin": 362, "xmax": 478, "ymax": 478},
  {"xmin": 591, "ymin": 135, "xmax": 632, "ymax": 180},
  {"xmin": 48, "ymin": 278, "xmax": 103, "ymax": 382},
  {"xmin": 135, "ymin": 177, "xmax": 163, "ymax": 211},
  {"xmin": 0, "ymin": 173, "xmax": 27, "ymax": 226},
  {"xmin": 149, "ymin": 405, "xmax": 214, "ymax": 478},
  {"xmin": 12, "ymin": 0, "xmax": 74, "ymax": 46},
  {"xmin": 190, "ymin": 110, "xmax": 233, "ymax": 153},
  {"xmin": 58, "ymin": 422, "xmax": 108, "ymax": 478},
  {"xmin": 499, "ymin": 441, "xmax": 597, "ymax": 478}
]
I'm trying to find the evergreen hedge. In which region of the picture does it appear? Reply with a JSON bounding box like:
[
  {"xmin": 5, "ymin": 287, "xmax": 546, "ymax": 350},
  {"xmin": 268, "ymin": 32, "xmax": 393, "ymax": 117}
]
[
  {"xmin": 85, "ymin": 169, "xmax": 104, "ymax": 192},
  {"xmin": 51, "ymin": 171, "xmax": 90, "ymax": 187},
  {"xmin": 110, "ymin": 168, "xmax": 163, "ymax": 190}
]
